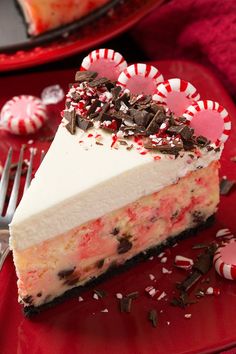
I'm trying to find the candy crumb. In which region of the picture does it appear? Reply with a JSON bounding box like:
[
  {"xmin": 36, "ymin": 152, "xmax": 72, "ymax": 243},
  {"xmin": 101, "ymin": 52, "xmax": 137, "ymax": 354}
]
[
  {"xmin": 116, "ymin": 293, "xmax": 123, "ymax": 299},
  {"xmin": 78, "ymin": 296, "xmax": 84, "ymax": 302},
  {"xmin": 184, "ymin": 314, "xmax": 192, "ymax": 319}
]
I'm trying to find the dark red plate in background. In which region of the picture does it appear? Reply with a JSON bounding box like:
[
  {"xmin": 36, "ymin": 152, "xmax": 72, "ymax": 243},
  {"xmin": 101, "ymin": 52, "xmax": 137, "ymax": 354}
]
[
  {"xmin": 0, "ymin": 0, "xmax": 163, "ymax": 72},
  {"xmin": 0, "ymin": 60, "xmax": 236, "ymax": 354}
]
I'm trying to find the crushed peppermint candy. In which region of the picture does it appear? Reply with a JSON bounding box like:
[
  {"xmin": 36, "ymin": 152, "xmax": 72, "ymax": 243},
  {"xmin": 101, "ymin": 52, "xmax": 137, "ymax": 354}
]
[
  {"xmin": 162, "ymin": 267, "xmax": 172, "ymax": 274},
  {"xmin": 101, "ymin": 308, "xmax": 109, "ymax": 313},
  {"xmin": 78, "ymin": 296, "xmax": 84, "ymax": 302},
  {"xmin": 184, "ymin": 313, "xmax": 192, "ymax": 319},
  {"xmin": 157, "ymin": 291, "xmax": 167, "ymax": 301},
  {"xmin": 174, "ymin": 255, "xmax": 194, "ymax": 270},
  {"xmin": 41, "ymin": 84, "xmax": 64, "ymax": 105},
  {"xmin": 160, "ymin": 257, "xmax": 167, "ymax": 264},
  {"xmin": 116, "ymin": 293, "xmax": 123, "ymax": 299},
  {"xmin": 216, "ymin": 228, "xmax": 232, "ymax": 238},
  {"xmin": 149, "ymin": 274, "xmax": 155, "ymax": 281}
]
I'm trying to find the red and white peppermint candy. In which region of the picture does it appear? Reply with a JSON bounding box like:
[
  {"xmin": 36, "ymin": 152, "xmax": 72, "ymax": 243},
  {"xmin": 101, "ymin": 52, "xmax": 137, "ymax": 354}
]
[
  {"xmin": 183, "ymin": 100, "xmax": 231, "ymax": 145},
  {"xmin": 214, "ymin": 240, "xmax": 236, "ymax": 280},
  {"xmin": 174, "ymin": 255, "xmax": 193, "ymax": 270},
  {"xmin": 117, "ymin": 63, "xmax": 164, "ymax": 95},
  {"xmin": 0, "ymin": 95, "xmax": 47, "ymax": 135},
  {"xmin": 153, "ymin": 78, "xmax": 200, "ymax": 116},
  {"xmin": 80, "ymin": 48, "xmax": 127, "ymax": 81}
]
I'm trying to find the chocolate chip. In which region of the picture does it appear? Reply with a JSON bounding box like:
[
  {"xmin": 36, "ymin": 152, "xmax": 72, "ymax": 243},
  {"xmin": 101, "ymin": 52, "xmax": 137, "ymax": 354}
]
[
  {"xmin": 146, "ymin": 116, "xmax": 160, "ymax": 135},
  {"xmin": 192, "ymin": 210, "xmax": 204, "ymax": 223},
  {"xmin": 75, "ymin": 71, "xmax": 97, "ymax": 82},
  {"xmin": 220, "ymin": 177, "xmax": 236, "ymax": 195},
  {"xmin": 196, "ymin": 135, "xmax": 209, "ymax": 147},
  {"xmin": 22, "ymin": 295, "xmax": 33, "ymax": 304},
  {"xmin": 176, "ymin": 271, "xmax": 202, "ymax": 292},
  {"xmin": 37, "ymin": 292, "xmax": 42, "ymax": 297},
  {"xmin": 96, "ymin": 259, "xmax": 104, "ymax": 269},
  {"xmin": 148, "ymin": 309, "xmax": 158, "ymax": 327},
  {"xmin": 58, "ymin": 267, "xmax": 75, "ymax": 280},
  {"xmin": 111, "ymin": 227, "xmax": 120, "ymax": 235},
  {"xmin": 117, "ymin": 238, "xmax": 132, "ymax": 254},
  {"xmin": 64, "ymin": 276, "xmax": 80, "ymax": 286},
  {"xmin": 129, "ymin": 109, "xmax": 153, "ymax": 127}
]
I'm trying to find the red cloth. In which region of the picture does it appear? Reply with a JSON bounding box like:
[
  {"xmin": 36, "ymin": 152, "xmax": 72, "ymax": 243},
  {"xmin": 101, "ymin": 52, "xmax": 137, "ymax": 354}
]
[{"xmin": 131, "ymin": 0, "xmax": 236, "ymax": 97}]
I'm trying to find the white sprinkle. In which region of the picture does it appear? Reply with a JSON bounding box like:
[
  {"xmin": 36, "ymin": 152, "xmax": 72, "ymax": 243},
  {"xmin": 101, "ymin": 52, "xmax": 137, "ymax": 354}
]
[
  {"xmin": 157, "ymin": 291, "xmax": 167, "ymax": 301},
  {"xmin": 206, "ymin": 287, "xmax": 214, "ymax": 295},
  {"xmin": 149, "ymin": 274, "xmax": 155, "ymax": 281},
  {"xmin": 162, "ymin": 267, "xmax": 172, "ymax": 274},
  {"xmin": 27, "ymin": 139, "xmax": 34, "ymax": 144},
  {"xmin": 116, "ymin": 293, "xmax": 123, "ymax": 299},
  {"xmin": 160, "ymin": 257, "xmax": 167, "ymax": 264},
  {"xmin": 158, "ymin": 252, "xmax": 165, "ymax": 258},
  {"xmin": 78, "ymin": 296, "xmax": 84, "ymax": 302},
  {"xmin": 216, "ymin": 228, "xmax": 232, "ymax": 237},
  {"xmin": 93, "ymin": 293, "xmax": 99, "ymax": 300},
  {"xmin": 184, "ymin": 314, "xmax": 192, "ymax": 319},
  {"xmin": 101, "ymin": 308, "xmax": 108, "ymax": 313}
]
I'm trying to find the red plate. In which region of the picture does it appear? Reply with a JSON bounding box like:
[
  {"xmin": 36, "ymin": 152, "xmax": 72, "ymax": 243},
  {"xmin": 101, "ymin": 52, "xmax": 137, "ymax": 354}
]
[
  {"xmin": 0, "ymin": 0, "xmax": 163, "ymax": 72},
  {"xmin": 0, "ymin": 61, "xmax": 236, "ymax": 354}
]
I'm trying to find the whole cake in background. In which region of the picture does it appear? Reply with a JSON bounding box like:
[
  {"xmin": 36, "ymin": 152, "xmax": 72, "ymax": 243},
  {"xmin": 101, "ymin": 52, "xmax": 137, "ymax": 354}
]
[
  {"xmin": 17, "ymin": 0, "xmax": 112, "ymax": 36},
  {"xmin": 9, "ymin": 48, "xmax": 231, "ymax": 315}
]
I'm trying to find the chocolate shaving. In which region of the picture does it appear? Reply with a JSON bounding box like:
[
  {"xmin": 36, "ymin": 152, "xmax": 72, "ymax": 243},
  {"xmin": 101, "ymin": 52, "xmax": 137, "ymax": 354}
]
[
  {"xmin": 117, "ymin": 238, "xmax": 132, "ymax": 254},
  {"xmin": 111, "ymin": 86, "xmax": 122, "ymax": 100},
  {"xmin": 126, "ymin": 291, "xmax": 139, "ymax": 299},
  {"xmin": 220, "ymin": 177, "xmax": 236, "ymax": 195},
  {"xmin": 148, "ymin": 309, "xmax": 158, "ymax": 327},
  {"xmin": 192, "ymin": 243, "xmax": 208, "ymax": 249},
  {"xmin": 94, "ymin": 289, "xmax": 107, "ymax": 299},
  {"xmin": 87, "ymin": 99, "xmax": 101, "ymax": 116},
  {"xmin": 22, "ymin": 295, "xmax": 33, "ymax": 304},
  {"xmin": 65, "ymin": 109, "xmax": 76, "ymax": 135},
  {"xmin": 177, "ymin": 244, "xmax": 217, "ymax": 292},
  {"xmin": 171, "ymin": 291, "xmax": 197, "ymax": 308},
  {"xmin": 89, "ymin": 77, "xmax": 110, "ymax": 87},
  {"xmin": 111, "ymin": 227, "xmax": 120, "ymax": 235},
  {"xmin": 64, "ymin": 276, "xmax": 80, "ymax": 286},
  {"xmin": 76, "ymin": 116, "xmax": 94, "ymax": 131},
  {"xmin": 75, "ymin": 71, "xmax": 97, "ymax": 82},
  {"xmin": 120, "ymin": 297, "xmax": 132, "ymax": 313}
]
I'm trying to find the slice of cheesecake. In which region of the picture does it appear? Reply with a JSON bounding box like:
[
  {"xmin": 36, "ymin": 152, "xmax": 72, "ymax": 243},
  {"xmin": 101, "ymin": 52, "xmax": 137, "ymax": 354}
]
[
  {"xmin": 17, "ymin": 0, "xmax": 111, "ymax": 36},
  {"xmin": 9, "ymin": 71, "xmax": 222, "ymax": 314}
]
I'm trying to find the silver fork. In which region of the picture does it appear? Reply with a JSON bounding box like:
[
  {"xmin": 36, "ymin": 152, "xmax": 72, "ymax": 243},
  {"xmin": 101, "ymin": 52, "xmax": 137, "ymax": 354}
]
[{"xmin": 0, "ymin": 147, "xmax": 34, "ymax": 270}]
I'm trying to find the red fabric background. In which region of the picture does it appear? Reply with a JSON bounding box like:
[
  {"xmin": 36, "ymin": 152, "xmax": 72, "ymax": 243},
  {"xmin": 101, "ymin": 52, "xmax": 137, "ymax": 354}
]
[{"xmin": 132, "ymin": 0, "xmax": 236, "ymax": 98}]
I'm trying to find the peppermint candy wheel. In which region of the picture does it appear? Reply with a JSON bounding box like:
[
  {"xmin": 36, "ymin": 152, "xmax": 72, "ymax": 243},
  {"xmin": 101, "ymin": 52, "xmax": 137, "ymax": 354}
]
[
  {"xmin": 183, "ymin": 100, "xmax": 231, "ymax": 145},
  {"xmin": 214, "ymin": 240, "xmax": 236, "ymax": 280},
  {"xmin": 153, "ymin": 78, "xmax": 200, "ymax": 116},
  {"xmin": 117, "ymin": 63, "xmax": 164, "ymax": 95},
  {"xmin": 0, "ymin": 95, "xmax": 47, "ymax": 135},
  {"xmin": 80, "ymin": 48, "xmax": 127, "ymax": 81}
]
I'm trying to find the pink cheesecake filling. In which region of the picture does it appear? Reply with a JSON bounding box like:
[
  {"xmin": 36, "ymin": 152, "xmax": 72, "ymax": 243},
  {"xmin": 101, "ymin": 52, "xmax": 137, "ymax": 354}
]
[{"xmin": 14, "ymin": 161, "xmax": 219, "ymax": 307}]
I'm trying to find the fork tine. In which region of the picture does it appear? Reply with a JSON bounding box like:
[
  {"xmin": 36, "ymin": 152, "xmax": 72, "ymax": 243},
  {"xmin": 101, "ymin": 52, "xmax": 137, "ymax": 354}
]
[
  {"xmin": 0, "ymin": 148, "xmax": 13, "ymax": 215},
  {"xmin": 23, "ymin": 148, "xmax": 35, "ymax": 193},
  {"xmin": 5, "ymin": 146, "xmax": 24, "ymax": 217}
]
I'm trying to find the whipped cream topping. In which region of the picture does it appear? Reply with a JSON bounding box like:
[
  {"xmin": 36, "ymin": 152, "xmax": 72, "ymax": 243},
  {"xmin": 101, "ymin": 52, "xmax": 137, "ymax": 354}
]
[{"xmin": 10, "ymin": 124, "xmax": 221, "ymax": 251}]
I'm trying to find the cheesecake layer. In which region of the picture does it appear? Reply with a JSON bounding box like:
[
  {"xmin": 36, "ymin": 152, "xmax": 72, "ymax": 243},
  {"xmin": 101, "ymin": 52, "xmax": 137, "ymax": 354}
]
[
  {"xmin": 17, "ymin": 0, "xmax": 111, "ymax": 35},
  {"xmin": 14, "ymin": 161, "xmax": 219, "ymax": 308},
  {"xmin": 9, "ymin": 125, "xmax": 221, "ymax": 251}
]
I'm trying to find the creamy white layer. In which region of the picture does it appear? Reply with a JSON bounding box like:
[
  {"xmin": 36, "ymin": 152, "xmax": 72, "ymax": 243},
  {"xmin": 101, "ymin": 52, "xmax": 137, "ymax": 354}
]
[{"xmin": 10, "ymin": 124, "xmax": 221, "ymax": 251}]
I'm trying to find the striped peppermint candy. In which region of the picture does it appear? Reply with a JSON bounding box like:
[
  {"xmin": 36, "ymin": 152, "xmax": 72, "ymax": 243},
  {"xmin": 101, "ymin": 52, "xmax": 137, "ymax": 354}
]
[
  {"xmin": 0, "ymin": 95, "xmax": 47, "ymax": 135},
  {"xmin": 214, "ymin": 240, "xmax": 236, "ymax": 280},
  {"xmin": 183, "ymin": 100, "xmax": 231, "ymax": 145},
  {"xmin": 80, "ymin": 48, "xmax": 127, "ymax": 81},
  {"xmin": 153, "ymin": 78, "xmax": 200, "ymax": 116},
  {"xmin": 117, "ymin": 63, "xmax": 164, "ymax": 95}
]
